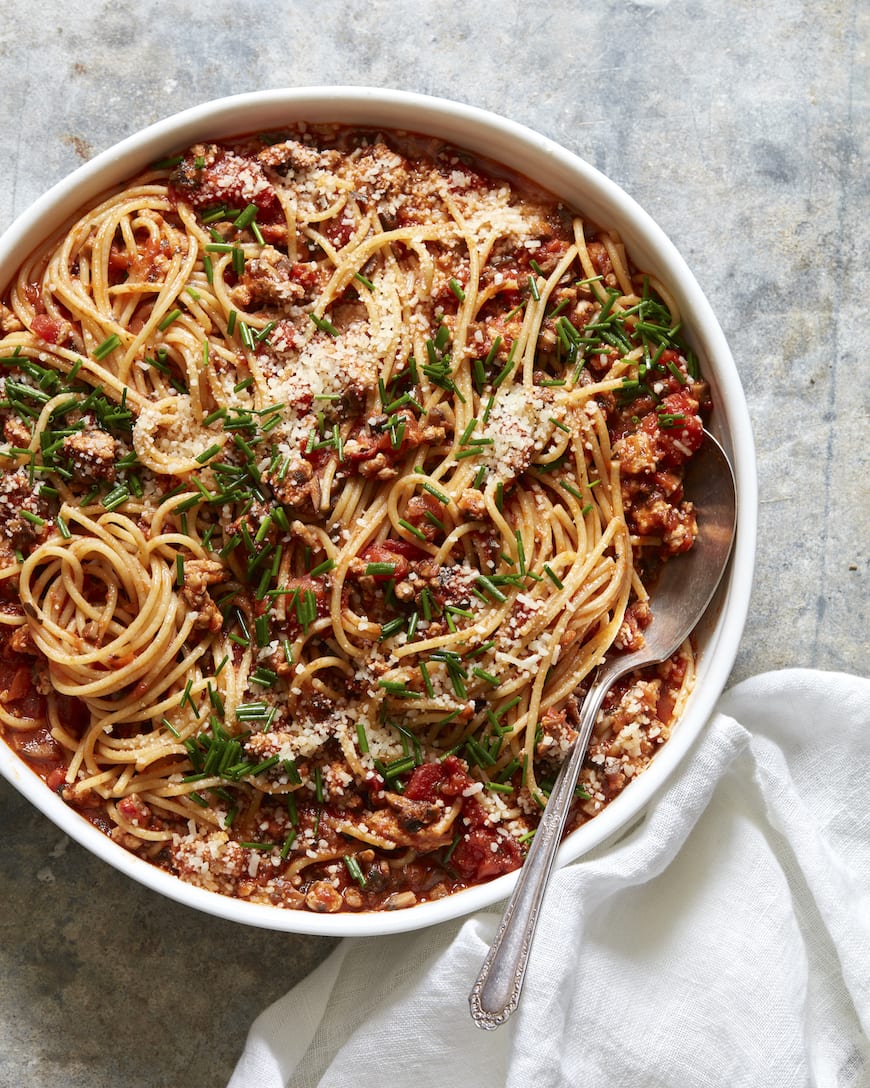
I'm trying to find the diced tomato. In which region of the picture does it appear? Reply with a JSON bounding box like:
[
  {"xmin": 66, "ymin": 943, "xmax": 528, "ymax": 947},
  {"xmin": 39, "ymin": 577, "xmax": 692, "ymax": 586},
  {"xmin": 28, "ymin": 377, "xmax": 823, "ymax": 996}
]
[
  {"xmin": 5, "ymin": 665, "xmax": 32, "ymax": 702},
  {"xmin": 170, "ymin": 147, "xmax": 279, "ymax": 214},
  {"xmin": 320, "ymin": 218, "xmax": 354, "ymax": 249},
  {"xmin": 31, "ymin": 313, "xmax": 61, "ymax": 344},
  {"xmin": 640, "ymin": 390, "xmax": 704, "ymax": 468},
  {"xmin": 290, "ymin": 263, "xmax": 321, "ymax": 290},
  {"xmin": 451, "ymin": 827, "xmax": 522, "ymax": 882},
  {"xmin": 354, "ymin": 539, "xmax": 428, "ymax": 582},
  {"xmin": 404, "ymin": 755, "xmax": 473, "ymax": 802}
]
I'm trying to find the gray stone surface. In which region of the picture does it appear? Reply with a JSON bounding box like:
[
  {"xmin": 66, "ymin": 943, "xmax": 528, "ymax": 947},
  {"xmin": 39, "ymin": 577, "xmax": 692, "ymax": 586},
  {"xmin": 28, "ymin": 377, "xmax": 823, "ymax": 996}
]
[{"xmin": 0, "ymin": 2, "xmax": 866, "ymax": 1085}]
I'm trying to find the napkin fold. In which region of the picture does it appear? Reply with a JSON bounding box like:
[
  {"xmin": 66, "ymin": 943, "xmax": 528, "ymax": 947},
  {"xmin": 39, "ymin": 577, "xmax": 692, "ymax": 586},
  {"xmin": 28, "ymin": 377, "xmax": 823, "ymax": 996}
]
[{"xmin": 228, "ymin": 670, "xmax": 870, "ymax": 1088}]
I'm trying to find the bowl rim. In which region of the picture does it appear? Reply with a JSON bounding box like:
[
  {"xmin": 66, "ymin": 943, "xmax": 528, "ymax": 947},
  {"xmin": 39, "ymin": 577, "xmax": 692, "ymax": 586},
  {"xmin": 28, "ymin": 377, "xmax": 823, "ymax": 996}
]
[{"xmin": 0, "ymin": 86, "xmax": 757, "ymax": 936}]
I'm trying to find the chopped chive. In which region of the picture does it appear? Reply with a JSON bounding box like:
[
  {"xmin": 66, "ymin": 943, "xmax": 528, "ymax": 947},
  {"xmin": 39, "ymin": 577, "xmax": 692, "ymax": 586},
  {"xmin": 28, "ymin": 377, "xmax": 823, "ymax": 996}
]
[
  {"xmin": 666, "ymin": 360, "xmax": 688, "ymax": 385},
  {"xmin": 239, "ymin": 321, "xmax": 256, "ymax": 350},
  {"xmin": 382, "ymin": 755, "xmax": 416, "ymax": 781},
  {"xmin": 379, "ymin": 616, "xmax": 405, "ymax": 640},
  {"xmin": 475, "ymin": 575, "xmax": 507, "ymax": 603},
  {"xmin": 354, "ymin": 271, "xmax": 375, "ymax": 291},
  {"xmin": 355, "ymin": 722, "xmax": 369, "ymax": 754},
  {"xmin": 309, "ymin": 558, "xmax": 335, "ymax": 578},
  {"xmin": 92, "ymin": 334, "xmax": 120, "ymax": 360},
  {"xmin": 254, "ymin": 514, "xmax": 273, "ymax": 544},
  {"xmin": 419, "ymin": 661, "xmax": 435, "ymax": 698},
  {"xmin": 309, "ymin": 313, "xmax": 339, "ymax": 337},
  {"xmin": 448, "ymin": 278, "xmax": 465, "ymax": 302},
  {"xmin": 398, "ymin": 518, "xmax": 428, "ymax": 542},
  {"xmin": 472, "ymin": 667, "xmax": 499, "ymax": 686},
  {"xmin": 161, "ymin": 716, "xmax": 181, "ymax": 739},
  {"xmin": 233, "ymin": 203, "xmax": 258, "ymax": 229},
  {"xmin": 424, "ymin": 510, "xmax": 445, "ymax": 533},
  {"xmin": 158, "ymin": 308, "xmax": 182, "ymax": 331},
  {"xmin": 250, "ymin": 667, "xmax": 278, "ymax": 688},
  {"xmin": 483, "ymin": 336, "xmax": 503, "ymax": 369},
  {"xmin": 378, "ymin": 680, "xmax": 423, "ymax": 700},
  {"xmin": 492, "ymin": 344, "xmax": 518, "ymax": 389},
  {"xmin": 421, "ymin": 481, "xmax": 451, "ymax": 505},
  {"xmin": 254, "ymin": 614, "xmax": 270, "ymax": 648},
  {"xmin": 458, "ymin": 417, "xmax": 478, "ymax": 445},
  {"xmin": 543, "ymin": 564, "xmax": 564, "ymax": 588},
  {"xmin": 365, "ymin": 562, "xmax": 397, "ymax": 576},
  {"xmin": 344, "ymin": 855, "xmax": 367, "ymax": 887},
  {"xmin": 195, "ymin": 443, "xmax": 221, "ymax": 464},
  {"xmin": 101, "ymin": 485, "xmax": 130, "ymax": 512}
]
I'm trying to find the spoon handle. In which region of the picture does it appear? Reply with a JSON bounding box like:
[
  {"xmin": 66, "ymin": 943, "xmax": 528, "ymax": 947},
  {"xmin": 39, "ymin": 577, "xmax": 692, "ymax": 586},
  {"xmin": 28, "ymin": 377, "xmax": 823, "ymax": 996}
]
[{"xmin": 468, "ymin": 668, "xmax": 613, "ymax": 1030}]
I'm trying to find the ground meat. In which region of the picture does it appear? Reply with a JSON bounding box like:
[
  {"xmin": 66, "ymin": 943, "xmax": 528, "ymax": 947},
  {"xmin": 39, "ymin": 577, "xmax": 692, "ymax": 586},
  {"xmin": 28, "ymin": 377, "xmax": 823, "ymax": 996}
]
[
  {"xmin": 457, "ymin": 488, "xmax": 488, "ymax": 519},
  {"xmin": 171, "ymin": 831, "xmax": 249, "ymax": 895},
  {"xmin": 632, "ymin": 499, "xmax": 698, "ymax": 555},
  {"xmin": 304, "ymin": 881, "xmax": 343, "ymax": 913},
  {"xmin": 230, "ymin": 246, "xmax": 319, "ymax": 310},
  {"xmin": 116, "ymin": 793, "xmax": 152, "ymax": 827},
  {"xmin": 8, "ymin": 625, "xmax": 36, "ymax": 655},
  {"xmin": 62, "ymin": 429, "xmax": 117, "ymax": 481},
  {"xmin": 615, "ymin": 600, "xmax": 653, "ymax": 652},
  {"xmin": 257, "ymin": 139, "xmax": 342, "ymax": 176},
  {"xmin": 535, "ymin": 706, "xmax": 579, "ymax": 761},
  {"xmin": 179, "ymin": 558, "xmax": 227, "ymax": 632},
  {"xmin": 3, "ymin": 416, "xmax": 30, "ymax": 446},
  {"xmin": 0, "ymin": 302, "xmax": 23, "ymax": 334},
  {"xmin": 0, "ymin": 467, "xmax": 51, "ymax": 552},
  {"xmin": 382, "ymin": 791, "xmax": 443, "ymax": 833},
  {"xmin": 266, "ymin": 456, "xmax": 321, "ymax": 510},
  {"xmin": 351, "ymin": 142, "xmax": 411, "ymax": 220},
  {"xmin": 586, "ymin": 240, "xmax": 617, "ymax": 287},
  {"xmin": 613, "ymin": 430, "xmax": 658, "ymax": 475}
]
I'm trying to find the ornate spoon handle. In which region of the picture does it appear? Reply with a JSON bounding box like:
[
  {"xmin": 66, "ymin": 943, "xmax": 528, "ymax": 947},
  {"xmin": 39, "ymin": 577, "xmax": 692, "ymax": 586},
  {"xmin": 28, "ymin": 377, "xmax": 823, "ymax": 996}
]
[{"xmin": 468, "ymin": 667, "xmax": 613, "ymax": 1030}]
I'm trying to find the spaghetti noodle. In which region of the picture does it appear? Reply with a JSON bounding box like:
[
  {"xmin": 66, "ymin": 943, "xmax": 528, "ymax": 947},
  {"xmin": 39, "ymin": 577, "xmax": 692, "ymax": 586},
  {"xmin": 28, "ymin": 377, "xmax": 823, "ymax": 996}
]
[{"xmin": 0, "ymin": 126, "xmax": 708, "ymax": 912}]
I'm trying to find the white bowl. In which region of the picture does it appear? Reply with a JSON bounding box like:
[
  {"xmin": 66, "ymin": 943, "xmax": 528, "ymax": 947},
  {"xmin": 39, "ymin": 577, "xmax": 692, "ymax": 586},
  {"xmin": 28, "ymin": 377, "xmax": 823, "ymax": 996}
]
[{"xmin": 0, "ymin": 87, "xmax": 757, "ymax": 936}]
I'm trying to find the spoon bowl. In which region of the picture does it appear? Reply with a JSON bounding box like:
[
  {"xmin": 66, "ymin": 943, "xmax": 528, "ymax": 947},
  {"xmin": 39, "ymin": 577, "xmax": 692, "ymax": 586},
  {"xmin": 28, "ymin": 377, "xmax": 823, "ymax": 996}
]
[{"xmin": 469, "ymin": 430, "xmax": 738, "ymax": 1029}]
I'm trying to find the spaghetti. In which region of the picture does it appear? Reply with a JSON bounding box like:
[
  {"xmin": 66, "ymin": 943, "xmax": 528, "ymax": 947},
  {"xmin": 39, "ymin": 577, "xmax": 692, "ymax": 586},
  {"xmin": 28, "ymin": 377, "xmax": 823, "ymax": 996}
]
[{"xmin": 0, "ymin": 126, "xmax": 708, "ymax": 912}]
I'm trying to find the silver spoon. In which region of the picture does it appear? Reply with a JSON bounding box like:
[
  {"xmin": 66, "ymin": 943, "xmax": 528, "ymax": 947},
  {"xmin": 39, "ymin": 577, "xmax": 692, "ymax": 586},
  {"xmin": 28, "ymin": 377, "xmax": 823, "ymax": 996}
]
[{"xmin": 469, "ymin": 429, "xmax": 737, "ymax": 1030}]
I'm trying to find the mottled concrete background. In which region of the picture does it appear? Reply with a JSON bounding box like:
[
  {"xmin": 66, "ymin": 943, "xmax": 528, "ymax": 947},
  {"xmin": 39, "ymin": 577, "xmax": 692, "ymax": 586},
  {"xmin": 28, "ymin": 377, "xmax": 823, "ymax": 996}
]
[{"xmin": 0, "ymin": 1, "xmax": 866, "ymax": 1085}]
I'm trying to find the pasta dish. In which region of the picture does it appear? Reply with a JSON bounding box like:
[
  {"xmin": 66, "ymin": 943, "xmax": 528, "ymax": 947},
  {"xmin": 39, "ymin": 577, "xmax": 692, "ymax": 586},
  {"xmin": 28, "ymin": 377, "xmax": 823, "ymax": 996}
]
[{"xmin": 0, "ymin": 126, "xmax": 709, "ymax": 912}]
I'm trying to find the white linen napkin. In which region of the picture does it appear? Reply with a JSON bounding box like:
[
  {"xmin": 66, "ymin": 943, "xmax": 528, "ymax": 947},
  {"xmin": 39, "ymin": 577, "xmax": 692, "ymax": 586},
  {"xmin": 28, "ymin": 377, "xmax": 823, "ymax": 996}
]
[{"xmin": 228, "ymin": 670, "xmax": 870, "ymax": 1088}]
